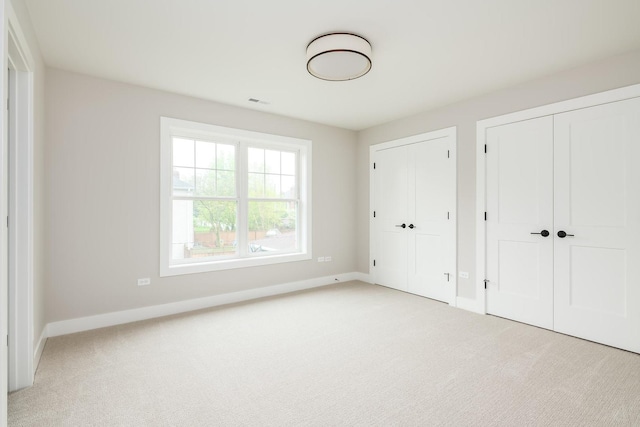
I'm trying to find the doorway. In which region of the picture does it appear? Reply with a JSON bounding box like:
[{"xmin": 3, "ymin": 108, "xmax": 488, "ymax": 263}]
[
  {"xmin": 5, "ymin": 18, "xmax": 35, "ymax": 393},
  {"xmin": 370, "ymin": 127, "xmax": 457, "ymax": 305},
  {"xmin": 476, "ymin": 85, "xmax": 640, "ymax": 353}
]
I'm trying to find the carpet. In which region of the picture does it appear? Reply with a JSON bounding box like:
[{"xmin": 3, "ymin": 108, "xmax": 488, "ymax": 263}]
[{"xmin": 8, "ymin": 281, "xmax": 640, "ymax": 426}]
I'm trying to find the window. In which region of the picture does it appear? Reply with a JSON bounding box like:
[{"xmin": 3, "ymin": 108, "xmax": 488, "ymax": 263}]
[{"xmin": 160, "ymin": 117, "xmax": 312, "ymax": 276}]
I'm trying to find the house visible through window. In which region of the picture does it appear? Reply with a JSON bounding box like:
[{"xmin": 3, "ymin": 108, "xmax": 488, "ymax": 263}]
[{"xmin": 160, "ymin": 117, "xmax": 312, "ymax": 276}]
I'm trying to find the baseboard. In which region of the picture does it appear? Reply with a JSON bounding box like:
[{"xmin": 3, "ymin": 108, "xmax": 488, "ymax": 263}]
[
  {"xmin": 46, "ymin": 272, "xmax": 366, "ymax": 338},
  {"xmin": 456, "ymin": 296, "xmax": 484, "ymax": 314},
  {"xmin": 33, "ymin": 327, "xmax": 47, "ymax": 371},
  {"xmin": 351, "ymin": 271, "xmax": 372, "ymax": 283}
]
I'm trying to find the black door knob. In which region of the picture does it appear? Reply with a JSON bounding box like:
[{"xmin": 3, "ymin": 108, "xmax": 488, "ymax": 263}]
[
  {"xmin": 531, "ymin": 230, "xmax": 550, "ymax": 237},
  {"xmin": 557, "ymin": 230, "xmax": 574, "ymax": 238},
  {"xmin": 395, "ymin": 223, "xmax": 406, "ymax": 229},
  {"xmin": 408, "ymin": 224, "xmax": 415, "ymax": 229}
]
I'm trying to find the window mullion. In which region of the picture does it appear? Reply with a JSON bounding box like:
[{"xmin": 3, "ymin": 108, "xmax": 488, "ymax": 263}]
[{"xmin": 237, "ymin": 142, "xmax": 248, "ymax": 258}]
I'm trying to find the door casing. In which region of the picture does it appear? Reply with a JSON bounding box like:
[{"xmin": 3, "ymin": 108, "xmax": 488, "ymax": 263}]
[{"xmin": 5, "ymin": 2, "xmax": 36, "ymax": 396}]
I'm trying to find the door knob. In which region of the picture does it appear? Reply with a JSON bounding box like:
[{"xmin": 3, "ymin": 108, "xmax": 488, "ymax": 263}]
[
  {"xmin": 408, "ymin": 224, "xmax": 415, "ymax": 229},
  {"xmin": 395, "ymin": 223, "xmax": 406, "ymax": 229},
  {"xmin": 557, "ymin": 230, "xmax": 574, "ymax": 238},
  {"xmin": 530, "ymin": 230, "xmax": 550, "ymax": 237}
]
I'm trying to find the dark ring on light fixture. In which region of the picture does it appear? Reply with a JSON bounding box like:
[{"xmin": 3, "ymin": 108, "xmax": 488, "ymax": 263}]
[{"xmin": 306, "ymin": 33, "xmax": 372, "ymax": 81}]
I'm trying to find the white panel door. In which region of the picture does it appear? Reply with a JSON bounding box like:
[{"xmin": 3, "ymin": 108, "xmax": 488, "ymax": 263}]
[
  {"xmin": 553, "ymin": 97, "xmax": 640, "ymax": 353},
  {"xmin": 485, "ymin": 117, "xmax": 554, "ymax": 329},
  {"xmin": 373, "ymin": 145, "xmax": 409, "ymax": 292},
  {"xmin": 407, "ymin": 139, "xmax": 455, "ymax": 303}
]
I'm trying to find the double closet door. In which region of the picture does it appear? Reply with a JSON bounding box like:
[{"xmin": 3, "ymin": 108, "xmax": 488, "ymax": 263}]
[
  {"xmin": 486, "ymin": 97, "xmax": 640, "ymax": 353},
  {"xmin": 372, "ymin": 130, "xmax": 456, "ymax": 304}
]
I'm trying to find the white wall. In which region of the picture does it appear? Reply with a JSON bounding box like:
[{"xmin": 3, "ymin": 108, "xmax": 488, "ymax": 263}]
[
  {"xmin": 45, "ymin": 68, "xmax": 357, "ymax": 322},
  {"xmin": 8, "ymin": 0, "xmax": 46, "ymax": 358},
  {"xmin": 41, "ymin": 40, "xmax": 640, "ymax": 322},
  {"xmin": 357, "ymin": 49, "xmax": 640, "ymax": 299}
]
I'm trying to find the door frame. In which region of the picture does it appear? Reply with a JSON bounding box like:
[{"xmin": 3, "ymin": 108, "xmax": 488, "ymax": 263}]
[
  {"xmin": 5, "ymin": 2, "xmax": 35, "ymax": 393},
  {"xmin": 370, "ymin": 126, "xmax": 457, "ymax": 305},
  {"xmin": 475, "ymin": 83, "xmax": 640, "ymax": 315}
]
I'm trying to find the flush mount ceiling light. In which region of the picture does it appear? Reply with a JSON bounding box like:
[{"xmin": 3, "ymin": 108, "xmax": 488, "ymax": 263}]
[{"xmin": 306, "ymin": 33, "xmax": 372, "ymax": 81}]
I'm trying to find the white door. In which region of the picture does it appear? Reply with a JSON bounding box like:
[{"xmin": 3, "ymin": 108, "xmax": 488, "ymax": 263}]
[
  {"xmin": 373, "ymin": 145, "xmax": 408, "ymax": 292},
  {"xmin": 485, "ymin": 116, "xmax": 554, "ymax": 329},
  {"xmin": 407, "ymin": 139, "xmax": 455, "ymax": 303},
  {"xmin": 553, "ymin": 97, "xmax": 640, "ymax": 353},
  {"xmin": 373, "ymin": 132, "xmax": 456, "ymax": 304}
]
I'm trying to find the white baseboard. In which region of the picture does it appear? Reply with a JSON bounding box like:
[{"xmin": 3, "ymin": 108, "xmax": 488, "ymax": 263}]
[
  {"xmin": 33, "ymin": 327, "xmax": 47, "ymax": 371},
  {"xmin": 456, "ymin": 296, "xmax": 485, "ymax": 314},
  {"xmin": 46, "ymin": 272, "xmax": 366, "ymax": 338},
  {"xmin": 351, "ymin": 271, "xmax": 372, "ymax": 283}
]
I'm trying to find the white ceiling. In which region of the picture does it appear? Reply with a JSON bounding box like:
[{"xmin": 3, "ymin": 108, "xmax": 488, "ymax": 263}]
[{"xmin": 24, "ymin": 0, "xmax": 640, "ymax": 131}]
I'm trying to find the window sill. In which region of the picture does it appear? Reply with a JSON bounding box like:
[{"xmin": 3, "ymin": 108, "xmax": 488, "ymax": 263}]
[{"xmin": 160, "ymin": 252, "xmax": 312, "ymax": 277}]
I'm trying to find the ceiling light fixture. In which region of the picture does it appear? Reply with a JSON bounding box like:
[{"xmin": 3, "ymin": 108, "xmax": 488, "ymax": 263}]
[{"xmin": 306, "ymin": 33, "xmax": 372, "ymax": 81}]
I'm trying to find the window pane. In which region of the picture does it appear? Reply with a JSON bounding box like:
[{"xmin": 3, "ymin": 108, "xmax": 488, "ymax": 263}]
[
  {"xmin": 173, "ymin": 138, "xmax": 194, "ymax": 167},
  {"xmin": 281, "ymin": 151, "xmax": 296, "ymax": 175},
  {"xmin": 195, "ymin": 140, "xmax": 216, "ymax": 169},
  {"xmin": 172, "ymin": 200, "xmax": 237, "ymax": 260},
  {"xmin": 217, "ymin": 171, "xmax": 236, "ymax": 197},
  {"xmin": 265, "ymin": 149, "xmax": 280, "ymax": 174},
  {"xmin": 248, "ymin": 173, "xmax": 264, "ymax": 197},
  {"xmin": 281, "ymin": 175, "xmax": 296, "ymax": 198},
  {"xmin": 265, "ymin": 174, "xmax": 280, "ymax": 198},
  {"xmin": 217, "ymin": 143, "xmax": 235, "ymax": 170},
  {"xmin": 248, "ymin": 148, "xmax": 264, "ymax": 173},
  {"xmin": 248, "ymin": 201, "xmax": 298, "ymax": 253},
  {"xmin": 195, "ymin": 169, "xmax": 216, "ymax": 197},
  {"xmin": 173, "ymin": 167, "xmax": 194, "ymax": 196}
]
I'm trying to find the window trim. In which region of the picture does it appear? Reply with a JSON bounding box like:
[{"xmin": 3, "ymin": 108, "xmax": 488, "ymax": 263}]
[{"xmin": 160, "ymin": 117, "xmax": 312, "ymax": 277}]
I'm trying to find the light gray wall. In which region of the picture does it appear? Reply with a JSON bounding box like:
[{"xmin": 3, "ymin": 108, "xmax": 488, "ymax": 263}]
[
  {"xmin": 357, "ymin": 49, "xmax": 640, "ymax": 299},
  {"xmin": 45, "ymin": 69, "xmax": 357, "ymax": 322},
  {"xmin": 9, "ymin": 0, "xmax": 47, "ymax": 352}
]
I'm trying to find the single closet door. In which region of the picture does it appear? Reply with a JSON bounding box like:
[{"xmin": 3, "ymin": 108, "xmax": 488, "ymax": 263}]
[
  {"xmin": 553, "ymin": 97, "xmax": 640, "ymax": 353},
  {"xmin": 373, "ymin": 145, "xmax": 409, "ymax": 292},
  {"xmin": 373, "ymin": 134, "xmax": 456, "ymax": 303},
  {"xmin": 406, "ymin": 139, "xmax": 455, "ymax": 302},
  {"xmin": 485, "ymin": 116, "xmax": 554, "ymax": 329}
]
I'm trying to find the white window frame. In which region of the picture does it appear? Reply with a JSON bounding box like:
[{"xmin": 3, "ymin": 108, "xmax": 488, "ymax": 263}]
[{"xmin": 160, "ymin": 117, "xmax": 312, "ymax": 277}]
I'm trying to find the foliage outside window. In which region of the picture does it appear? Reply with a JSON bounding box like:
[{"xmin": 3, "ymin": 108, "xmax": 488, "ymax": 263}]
[{"xmin": 160, "ymin": 117, "xmax": 312, "ymax": 276}]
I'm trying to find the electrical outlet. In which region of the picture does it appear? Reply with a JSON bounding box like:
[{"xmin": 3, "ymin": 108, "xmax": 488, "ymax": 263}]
[
  {"xmin": 137, "ymin": 278, "xmax": 151, "ymax": 286},
  {"xmin": 317, "ymin": 257, "xmax": 325, "ymax": 262},
  {"xmin": 325, "ymin": 256, "xmax": 332, "ymax": 262},
  {"xmin": 458, "ymin": 271, "xmax": 469, "ymax": 279}
]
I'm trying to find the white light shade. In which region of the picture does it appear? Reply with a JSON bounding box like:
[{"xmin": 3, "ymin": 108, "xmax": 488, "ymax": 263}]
[{"xmin": 306, "ymin": 33, "xmax": 372, "ymax": 81}]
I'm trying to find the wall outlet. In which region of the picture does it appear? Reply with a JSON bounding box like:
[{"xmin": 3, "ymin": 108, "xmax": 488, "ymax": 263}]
[
  {"xmin": 137, "ymin": 278, "xmax": 151, "ymax": 286},
  {"xmin": 458, "ymin": 271, "xmax": 469, "ymax": 279},
  {"xmin": 325, "ymin": 256, "xmax": 332, "ymax": 262},
  {"xmin": 317, "ymin": 257, "xmax": 325, "ymax": 262}
]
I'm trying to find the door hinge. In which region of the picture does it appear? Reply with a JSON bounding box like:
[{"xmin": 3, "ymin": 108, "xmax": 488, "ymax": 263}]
[
  {"xmin": 484, "ymin": 279, "xmax": 490, "ymax": 289},
  {"xmin": 484, "ymin": 144, "xmax": 487, "ymax": 153},
  {"xmin": 373, "ymin": 260, "xmax": 376, "ymax": 267},
  {"xmin": 447, "ymin": 150, "xmax": 450, "ymax": 159},
  {"xmin": 373, "ymin": 211, "xmax": 376, "ymax": 218},
  {"xmin": 447, "ymin": 211, "xmax": 450, "ymax": 220},
  {"xmin": 373, "ymin": 162, "xmax": 376, "ymax": 170},
  {"xmin": 444, "ymin": 273, "xmax": 450, "ymax": 282},
  {"xmin": 484, "ymin": 212, "xmax": 487, "ymax": 221}
]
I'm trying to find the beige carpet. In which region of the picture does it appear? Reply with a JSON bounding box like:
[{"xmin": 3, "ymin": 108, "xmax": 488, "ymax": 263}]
[{"xmin": 8, "ymin": 281, "xmax": 640, "ymax": 426}]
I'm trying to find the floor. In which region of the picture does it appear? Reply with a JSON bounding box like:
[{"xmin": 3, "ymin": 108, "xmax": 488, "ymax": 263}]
[{"xmin": 8, "ymin": 281, "xmax": 640, "ymax": 426}]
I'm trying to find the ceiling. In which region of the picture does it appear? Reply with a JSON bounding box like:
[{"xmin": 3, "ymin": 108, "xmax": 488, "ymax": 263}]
[{"xmin": 24, "ymin": 0, "xmax": 640, "ymax": 131}]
